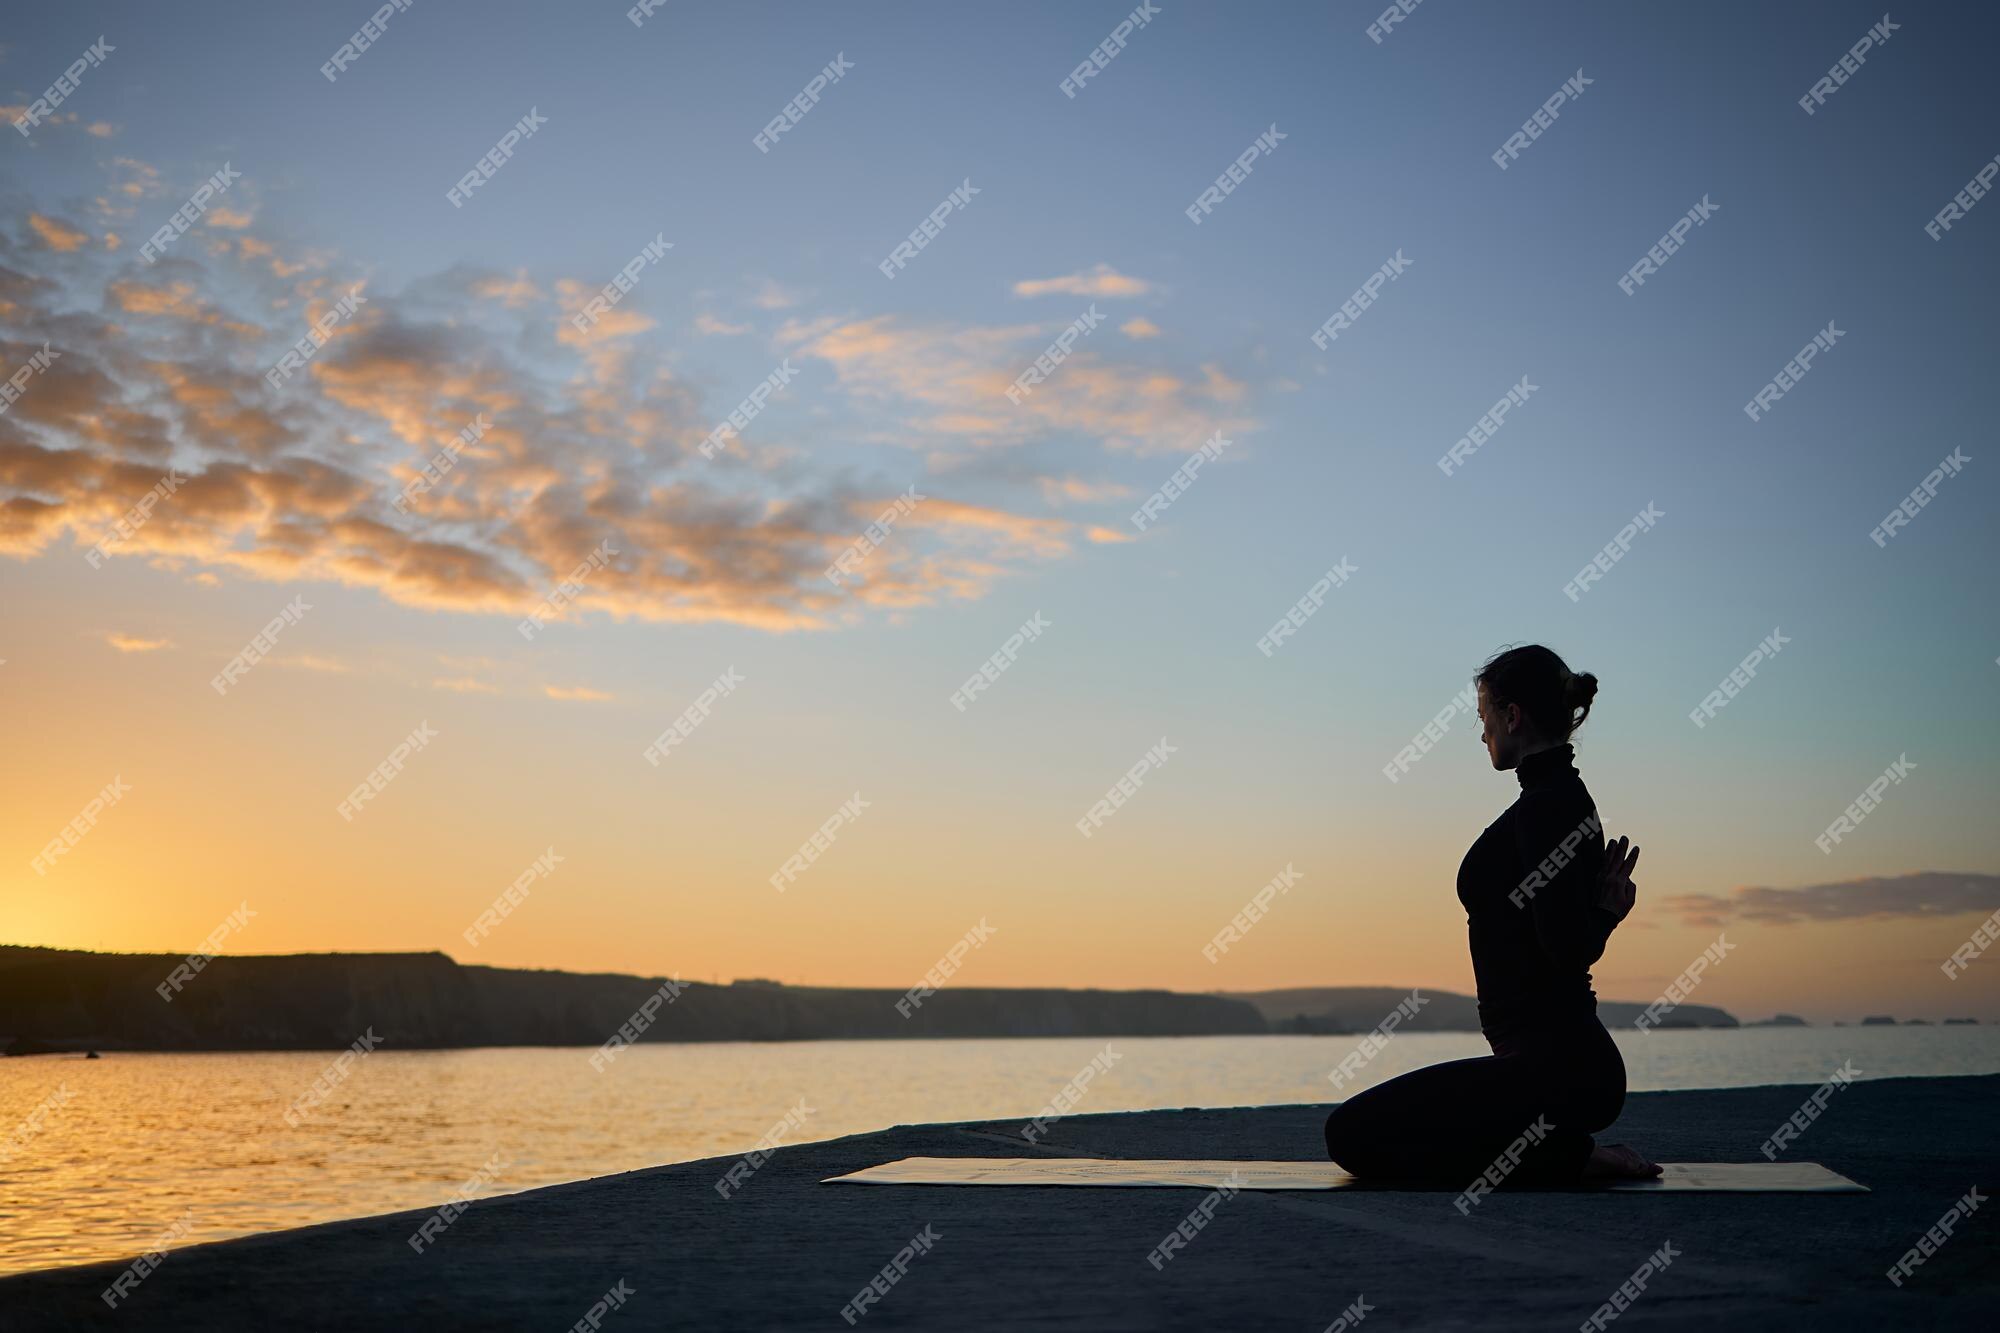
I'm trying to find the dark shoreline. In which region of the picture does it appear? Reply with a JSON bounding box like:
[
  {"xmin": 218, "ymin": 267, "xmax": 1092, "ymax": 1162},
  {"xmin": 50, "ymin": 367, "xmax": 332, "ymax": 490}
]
[
  {"xmin": 10, "ymin": 1021, "xmax": 1946, "ymax": 1059},
  {"xmin": 2, "ymin": 945, "xmax": 1746, "ymax": 1052}
]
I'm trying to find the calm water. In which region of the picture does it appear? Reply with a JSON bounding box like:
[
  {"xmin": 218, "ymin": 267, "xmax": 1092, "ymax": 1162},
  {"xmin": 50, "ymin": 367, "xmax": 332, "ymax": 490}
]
[{"xmin": 2, "ymin": 1027, "xmax": 1995, "ymax": 1276}]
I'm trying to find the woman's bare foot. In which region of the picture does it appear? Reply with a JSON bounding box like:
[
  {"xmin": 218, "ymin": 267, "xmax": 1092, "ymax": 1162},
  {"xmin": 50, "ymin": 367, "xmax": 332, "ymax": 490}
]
[{"xmin": 1582, "ymin": 1143, "xmax": 1663, "ymax": 1180}]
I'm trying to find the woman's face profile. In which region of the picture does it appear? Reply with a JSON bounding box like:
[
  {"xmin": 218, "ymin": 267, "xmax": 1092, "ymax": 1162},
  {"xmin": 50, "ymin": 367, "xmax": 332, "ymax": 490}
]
[{"xmin": 1477, "ymin": 682, "xmax": 1516, "ymax": 771}]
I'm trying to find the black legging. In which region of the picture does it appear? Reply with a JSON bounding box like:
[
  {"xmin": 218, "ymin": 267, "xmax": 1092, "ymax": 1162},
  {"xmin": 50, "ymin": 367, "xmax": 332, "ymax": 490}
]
[{"xmin": 1323, "ymin": 1015, "xmax": 1625, "ymax": 1185}]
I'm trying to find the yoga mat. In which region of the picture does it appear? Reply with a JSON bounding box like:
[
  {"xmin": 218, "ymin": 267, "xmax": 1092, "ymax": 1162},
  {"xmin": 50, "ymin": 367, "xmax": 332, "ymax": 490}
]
[{"xmin": 822, "ymin": 1157, "xmax": 1867, "ymax": 1193}]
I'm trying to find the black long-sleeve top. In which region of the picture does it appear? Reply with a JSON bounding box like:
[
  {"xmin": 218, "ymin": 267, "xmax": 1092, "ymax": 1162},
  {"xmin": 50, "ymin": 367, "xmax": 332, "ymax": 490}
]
[{"xmin": 1455, "ymin": 742, "xmax": 1619, "ymax": 1045}]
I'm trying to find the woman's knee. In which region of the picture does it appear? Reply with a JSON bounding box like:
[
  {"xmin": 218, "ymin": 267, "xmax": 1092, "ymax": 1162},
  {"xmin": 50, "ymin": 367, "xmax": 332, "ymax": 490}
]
[{"xmin": 1323, "ymin": 1102, "xmax": 1365, "ymax": 1167}]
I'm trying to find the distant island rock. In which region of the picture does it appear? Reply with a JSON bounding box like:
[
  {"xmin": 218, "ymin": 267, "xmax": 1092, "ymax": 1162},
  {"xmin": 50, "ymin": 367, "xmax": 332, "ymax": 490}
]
[
  {"xmin": 1861, "ymin": 1015, "xmax": 1899, "ymax": 1025},
  {"xmin": 1221, "ymin": 987, "xmax": 1738, "ymax": 1034},
  {"xmin": 0, "ymin": 946, "xmax": 1740, "ymax": 1052},
  {"xmin": 1747, "ymin": 1014, "xmax": 1810, "ymax": 1027},
  {"xmin": 3, "ymin": 1034, "xmax": 70, "ymax": 1057}
]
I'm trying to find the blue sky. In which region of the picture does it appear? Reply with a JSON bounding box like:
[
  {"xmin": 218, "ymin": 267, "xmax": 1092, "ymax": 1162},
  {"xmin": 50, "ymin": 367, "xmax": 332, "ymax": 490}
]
[{"xmin": 3, "ymin": 1, "xmax": 1996, "ymax": 1020}]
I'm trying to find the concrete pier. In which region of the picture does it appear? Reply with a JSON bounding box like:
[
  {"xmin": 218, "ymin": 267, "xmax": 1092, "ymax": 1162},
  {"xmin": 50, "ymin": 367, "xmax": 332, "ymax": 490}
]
[{"xmin": 3, "ymin": 1074, "xmax": 1993, "ymax": 1330}]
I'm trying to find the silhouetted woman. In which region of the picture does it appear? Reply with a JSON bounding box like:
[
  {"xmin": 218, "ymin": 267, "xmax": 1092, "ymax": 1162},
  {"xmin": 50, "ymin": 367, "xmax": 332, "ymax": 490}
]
[{"xmin": 1323, "ymin": 645, "xmax": 1660, "ymax": 1185}]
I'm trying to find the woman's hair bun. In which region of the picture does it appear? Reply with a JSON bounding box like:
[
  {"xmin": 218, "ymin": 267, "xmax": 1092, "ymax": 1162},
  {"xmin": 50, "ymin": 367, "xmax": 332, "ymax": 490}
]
[{"xmin": 1565, "ymin": 670, "xmax": 1598, "ymax": 729}]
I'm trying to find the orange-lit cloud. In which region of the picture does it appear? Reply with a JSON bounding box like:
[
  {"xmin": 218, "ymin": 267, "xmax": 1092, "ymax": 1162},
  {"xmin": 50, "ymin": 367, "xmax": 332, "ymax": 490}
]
[
  {"xmin": 105, "ymin": 633, "xmax": 172, "ymax": 653},
  {"xmin": 110, "ymin": 156, "xmax": 161, "ymax": 199},
  {"xmin": 1120, "ymin": 317, "xmax": 1162, "ymax": 339},
  {"xmin": 751, "ymin": 278, "xmax": 800, "ymax": 310},
  {"xmin": 544, "ymin": 684, "xmax": 614, "ymax": 702},
  {"xmin": 786, "ymin": 315, "xmax": 1255, "ymax": 455},
  {"xmin": 553, "ymin": 277, "xmax": 655, "ymax": 347},
  {"xmin": 1013, "ymin": 263, "xmax": 1152, "ymax": 299},
  {"xmin": 107, "ymin": 277, "xmax": 261, "ymax": 337},
  {"xmin": 28, "ymin": 213, "xmax": 89, "ymax": 252},
  {"xmin": 1039, "ymin": 475, "xmax": 1132, "ymax": 506},
  {"xmin": 1662, "ymin": 872, "xmax": 2000, "ymax": 928},
  {"xmin": 1, "ymin": 160, "xmax": 1256, "ymax": 639},
  {"xmin": 468, "ymin": 269, "xmax": 542, "ymax": 308}
]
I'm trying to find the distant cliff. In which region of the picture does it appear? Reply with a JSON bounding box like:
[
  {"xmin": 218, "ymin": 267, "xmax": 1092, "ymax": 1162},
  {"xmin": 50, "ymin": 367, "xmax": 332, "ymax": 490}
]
[
  {"xmin": 1222, "ymin": 986, "xmax": 1739, "ymax": 1032},
  {"xmin": 0, "ymin": 947, "xmax": 1738, "ymax": 1052},
  {"xmin": 0, "ymin": 947, "xmax": 1264, "ymax": 1051}
]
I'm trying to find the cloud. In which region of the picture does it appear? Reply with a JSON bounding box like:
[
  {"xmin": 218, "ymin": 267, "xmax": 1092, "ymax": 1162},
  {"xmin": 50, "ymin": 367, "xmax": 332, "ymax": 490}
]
[
  {"xmin": 467, "ymin": 269, "xmax": 542, "ymax": 308},
  {"xmin": 544, "ymin": 684, "xmax": 613, "ymax": 702},
  {"xmin": 696, "ymin": 313, "xmax": 749, "ymax": 336},
  {"xmin": 110, "ymin": 156, "xmax": 161, "ymax": 200},
  {"xmin": 1085, "ymin": 525, "xmax": 1134, "ymax": 544},
  {"xmin": 555, "ymin": 305, "xmax": 654, "ymax": 347},
  {"xmin": 903, "ymin": 497, "xmax": 1071, "ymax": 558},
  {"xmin": 205, "ymin": 206, "xmax": 255, "ymax": 230},
  {"xmin": 751, "ymin": 279, "xmax": 801, "ymax": 310},
  {"xmin": 787, "ymin": 315, "xmax": 1255, "ymax": 455},
  {"xmin": 1012, "ymin": 264, "xmax": 1152, "ymax": 300},
  {"xmin": 86, "ymin": 122, "xmax": 117, "ymax": 138},
  {"xmin": 433, "ymin": 676, "xmax": 502, "ymax": 695},
  {"xmin": 28, "ymin": 213, "xmax": 89, "ymax": 252},
  {"xmin": 281, "ymin": 654, "xmax": 350, "ymax": 673},
  {"xmin": 0, "ymin": 157, "xmax": 1183, "ymax": 637},
  {"xmin": 818, "ymin": 496, "xmax": 1090, "ymax": 609},
  {"xmin": 1039, "ymin": 475, "xmax": 1132, "ymax": 506},
  {"xmin": 106, "ymin": 632, "xmax": 172, "ymax": 653},
  {"xmin": 1119, "ymin": 317, "xmax": 1162, "ymax": 339},
  {"xmin": 1660, "ymin": 872, "xmax": 2000, "ymax": 929},
  {"xmin": 106, "ymin": 277, "xmax": 260, "ymax": 336}
]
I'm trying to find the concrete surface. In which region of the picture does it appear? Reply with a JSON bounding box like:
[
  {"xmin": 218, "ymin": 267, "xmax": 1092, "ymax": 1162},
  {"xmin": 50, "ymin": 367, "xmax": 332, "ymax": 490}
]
[{"xmin": 2, "ymin": 1074, "xmax": 1993, "ymax": 1330}]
